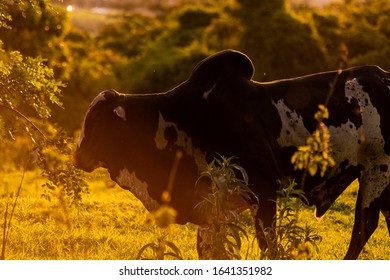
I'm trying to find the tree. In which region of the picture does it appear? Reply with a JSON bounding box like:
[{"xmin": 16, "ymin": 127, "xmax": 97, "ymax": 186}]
[
  {"xmin": 0, "ymin": 0, "xmax": 71, "ymax": 78},
  {"xmin": 99, "ymin": 4, "xmax": 220, "ymax": 93},
  {"xmin": 302, "ymin": 0, "xmax": 390, "ymax": 69},
  {"xmin": 97, "ymin": 14, "xmax": 163, "ymax": 58},
  {"xmin": 231, "ymin": 0, "xmax": 328, "ymax": 80},
  {"xmin": 0, "ymin": 0, "xmax": 87, "ymax": 203}
]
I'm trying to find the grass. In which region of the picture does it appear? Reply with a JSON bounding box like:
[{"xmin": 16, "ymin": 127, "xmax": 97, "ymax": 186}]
[{"xmin": 0, "ymin": 170, "xmax": 389, "ymax": 260}]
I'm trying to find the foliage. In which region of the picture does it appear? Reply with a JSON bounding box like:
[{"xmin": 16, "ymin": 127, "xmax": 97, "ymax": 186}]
[
  {"xmin": 0, "ymin": 50, "xmax": 64, "ymax": 119},
  {"xmin": 102, "ymin": 5, "xmax": 218, "ymax": 93},
  {"xmin": 36, "ymin": 127, "xmax": 89, "ymax": 203},
  {"xmin": 52, "ymin": 28, "xmax": 124, "ymax": 132},
  {"xmin": 306, "ymin": 0, "xmax": 390, "ymax": 69},
  {"xmin": 259, "ymin": 180, "xmax": 322, "ymax": 260},
  {"xmin": 291, "ymin": 104, "xmax": 336, "ymax": 178},
  {"xmin": 136, "ymin": 234, "xmax": 183, "ymax": 260},
  {"xmin": 196, "ymin": 156, "xmax": 257, "ymax": 260},
  {"xmin": 0, "ymin": 1, "xmax": 88, "ymax": 205},
  {"xmin": 97, "ymin": 14, "xmax": 163, "ymax": 58},
  {"xmin": 0, "ymin": 0, "xmax": 71, "ymax": 77},
  {"xmin": 231, "ymin": 0, "xmax": 327, "ymax": 80}
]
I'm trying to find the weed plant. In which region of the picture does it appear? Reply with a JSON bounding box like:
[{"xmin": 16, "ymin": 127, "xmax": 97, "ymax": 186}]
[
  {"xmin": 136, "ymin": 205, "xmax": 183, "ymax": 260},
  {"xmin": 195, "ymin": 156, "xmax": 257, "ymax": 259},
  {"xmin": 259, "ymin": 180, "xmax": 322, "ymax": 260}
]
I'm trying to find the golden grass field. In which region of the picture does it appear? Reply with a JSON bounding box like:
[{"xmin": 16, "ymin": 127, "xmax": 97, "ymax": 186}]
[{"xmin": 1, "ymin": 170, "xmax": 389, "ymax": 260}]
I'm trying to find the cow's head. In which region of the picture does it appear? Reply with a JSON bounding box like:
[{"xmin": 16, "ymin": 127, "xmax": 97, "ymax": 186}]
[
  {"xmin": 74, "ymin": 88, "xmax": 170, "ymax": 215},
  {"xmin": 74, "ymin": 89, "xmax": 128, "ymax": 174}
]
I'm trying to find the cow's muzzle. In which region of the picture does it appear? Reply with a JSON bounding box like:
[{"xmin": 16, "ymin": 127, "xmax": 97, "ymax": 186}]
[{"xmin": 73, "ymin": 148, "xmax": 104, "ymax": 172}]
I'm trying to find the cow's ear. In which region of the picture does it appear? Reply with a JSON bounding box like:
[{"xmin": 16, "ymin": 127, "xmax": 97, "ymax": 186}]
[
  {"xmin": 113, "ymin": 106, "xmax": 126, "ymax": 121},
  {"xmin": 189, "ymin": 50, "xmax": 254, "ymax": 84}
]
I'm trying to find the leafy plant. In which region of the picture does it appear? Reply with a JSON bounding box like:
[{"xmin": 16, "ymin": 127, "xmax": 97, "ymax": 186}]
[
  {"xmin": 291, "ymin": 64, "xmax": 344, "ymax": 185},
  {"xmin": 196, "ymin": 155, "xmax": 257, "ymax": 260},
  {"xmin": 291, "ymin": 104, "xmax": 336, "ymax": 178},
  {"xmin": 136, "ymin": 202, "xmax": 183, "ymax": 260},
  {"xmin": 259, "ymin": 180, "xmax": 322, "ymax": 260},
  {"xmin": 136, "ymin": 234, "xmax": 183, "ymax": 260}
]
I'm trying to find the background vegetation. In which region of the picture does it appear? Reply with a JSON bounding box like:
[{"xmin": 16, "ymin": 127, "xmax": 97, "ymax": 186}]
[{"xmin": 1, "ymin": 0, "xmax": 390, "ymax": 259}]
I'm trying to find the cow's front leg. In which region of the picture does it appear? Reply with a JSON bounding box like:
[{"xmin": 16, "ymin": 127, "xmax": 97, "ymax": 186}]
[
  {"xmin": 254, "ymin": 190, "xmax": 277, "ymax": 252},
  {"xmin": 344, "ymin": 188, "xmax": 381, "ymax": 259},
  {"xmin": 196, "ymin": 225, "xmax": 212, "ymax": 259}
]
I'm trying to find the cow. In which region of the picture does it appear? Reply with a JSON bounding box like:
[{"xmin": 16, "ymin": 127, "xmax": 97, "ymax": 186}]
[{"xmin": 74, "ymin": 49, "xmax": 390, "ymax": 259}]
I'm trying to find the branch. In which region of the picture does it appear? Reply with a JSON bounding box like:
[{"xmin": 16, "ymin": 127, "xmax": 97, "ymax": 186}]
[{"xmin": 0, "ymin": 102, "xmax": 49, "ymax": 142}]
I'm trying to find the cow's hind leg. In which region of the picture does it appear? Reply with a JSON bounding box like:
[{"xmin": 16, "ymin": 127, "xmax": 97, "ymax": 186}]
[
  {"xmin": 196, "ymin": 226, "xmax": 212, "ymax": 259},
  {"xmin": 344, "ymin": 188, "xmax": 381, "ymax": 259}
]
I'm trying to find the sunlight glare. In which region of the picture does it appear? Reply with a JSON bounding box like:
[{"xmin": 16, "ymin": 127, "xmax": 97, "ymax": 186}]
[{"xmin": 66, "ymin": 5, "xmax": 73, "ymax": 12}]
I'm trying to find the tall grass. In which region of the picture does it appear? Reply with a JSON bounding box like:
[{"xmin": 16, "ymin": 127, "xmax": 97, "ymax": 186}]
[
  {"xmin": 0, "ymin": 170, "xmax": 388, "ymax": 259},
  {"xmin": 1, "ymin": 170, "xmax": 25, "ymax": 259}
]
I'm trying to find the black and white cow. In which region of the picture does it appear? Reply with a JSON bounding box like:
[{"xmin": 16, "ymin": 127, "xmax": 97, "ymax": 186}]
[{"xmin": 74, "ymin": 50, "xmax": 390, "ymax": 259}]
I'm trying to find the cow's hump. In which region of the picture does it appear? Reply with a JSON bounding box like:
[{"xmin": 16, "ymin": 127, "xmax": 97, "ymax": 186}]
[{"xmin": 189, "ymin": 50, "xmax": 254, "ymax": 84}]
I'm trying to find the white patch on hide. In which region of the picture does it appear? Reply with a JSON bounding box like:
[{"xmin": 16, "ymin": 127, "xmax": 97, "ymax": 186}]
[
  {"xmin": 116, "ymin": 168, "xmax": 160, "ymax": 212},
  {"xmin": 203, "ymin": 83, "xmax": 216, "ymax": 100},
  {"xmin": 113, "ymin": 106, "xmax": 126, "ymax": 121},
  {"xmin": 344, "ymin": 78, "xmax": 390, "ymax": 208},
  {"xmin": 272, "ymin": 99, "xmax": 310, "ymax": 147},
  {"xmin": 154, "ymin": 112, "xmax": 207, "ymax": 171},
  {"xmin": 78, "ymin": 93, "xmax": 108, "ymax": 147},
  {"xmin": 328, "ymin": 120, "xmax": 360, "ymax": 166}
]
